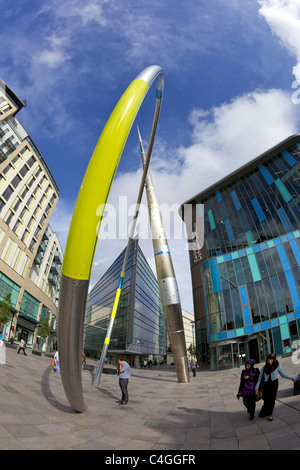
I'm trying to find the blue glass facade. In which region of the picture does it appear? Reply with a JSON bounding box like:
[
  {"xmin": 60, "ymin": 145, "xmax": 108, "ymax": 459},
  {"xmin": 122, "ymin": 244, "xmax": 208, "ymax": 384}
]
[
  {"xmin": 84, "ymin": 238, "xmax": 167, "ymax": 366},
  {"xmin": 183, "ymin": 135, "xmax": 300, "ymax": 370}
]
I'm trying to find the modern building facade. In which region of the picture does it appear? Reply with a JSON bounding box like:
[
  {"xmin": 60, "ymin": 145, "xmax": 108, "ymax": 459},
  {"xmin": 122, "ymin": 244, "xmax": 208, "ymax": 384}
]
[
  {"xmin": 0, "ymin": 79, "xmax": 63, "ymax": 352},
  {"xmin": 181, "ymin": 135, "xmax": 300, "ymax": 370},
  {"xmin": 84, "ymin": 238, "xmax": 167, "ymax": 366}
]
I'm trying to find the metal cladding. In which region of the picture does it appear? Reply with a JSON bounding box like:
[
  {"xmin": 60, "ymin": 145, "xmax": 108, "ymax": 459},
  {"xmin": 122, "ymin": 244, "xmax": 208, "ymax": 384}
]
[
  {"xmin": 57, "ymin": 276, "xmax": 89, "ymax": 412},
  {"xmin": 137, "ymin": 128, "xmax": 190, "ymax": 384},
  {"xmin": 57, "ymin": 66, "xmax": 164, "ymax": 412},
  {"xmin": 93, "ymin": 77, "xmax": 164, "ymax": 388}
]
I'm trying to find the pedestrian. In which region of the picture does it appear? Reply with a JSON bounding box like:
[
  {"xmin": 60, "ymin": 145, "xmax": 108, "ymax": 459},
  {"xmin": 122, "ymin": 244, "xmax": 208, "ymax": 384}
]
[
  {"xmin": 117, "ymin": 355, "xmax": 131, "ymax": 404},
  {"xmin": 82, "ymin": 353, "xmax": 87, "ymax": 365},
  {"xmin": 190, "ymin": 359, "xmax": 197, "ymax": 377},
  {"xmin": 54, "ymin": 350, "xmax": 60, "ymax": 373},
  {"xmin": 17, "ymin": 338, "xmax": 27, "ymax": 355},
  {"xmin": 237, "ymin": 359, "xmax": 260, "ymax": 420},
  {"xmin": 255, "ymin": 353, "xmax": 295, "ymax": 421}
]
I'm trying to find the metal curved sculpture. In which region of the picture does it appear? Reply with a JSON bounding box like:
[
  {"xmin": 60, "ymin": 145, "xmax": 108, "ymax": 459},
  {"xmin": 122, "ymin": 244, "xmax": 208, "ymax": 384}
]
[
  {"xmin": 137, "ymin": 128, "xmax": 190, "ymax": 384},
  {"xmin": 58, "ymin": 66, "xmax": 164, "ymax": 412}
]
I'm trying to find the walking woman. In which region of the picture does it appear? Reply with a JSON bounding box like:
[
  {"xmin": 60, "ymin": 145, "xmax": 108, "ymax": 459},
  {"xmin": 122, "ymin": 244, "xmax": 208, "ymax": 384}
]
[{"xmin": 255, "ymin": 353, "xmax": 295, "ymax": 421}]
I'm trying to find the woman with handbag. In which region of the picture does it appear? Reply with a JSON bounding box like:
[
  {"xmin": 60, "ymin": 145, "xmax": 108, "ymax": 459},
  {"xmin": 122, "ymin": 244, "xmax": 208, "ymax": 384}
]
[
  {"xmin": 255, "ymin": 353, "xmax": 295, "ymax": 421},
  {"xmin": 237, "ymin": 359, "xmax": 260, "ymax": 420}
]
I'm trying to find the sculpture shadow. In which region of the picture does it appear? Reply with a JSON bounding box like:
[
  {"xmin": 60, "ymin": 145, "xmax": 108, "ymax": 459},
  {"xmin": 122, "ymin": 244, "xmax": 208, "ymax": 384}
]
[
  {"xmin": 82, "ymin": 367, "xmax": 120, "ymax": 402},
  {"xmin": 97, "ymin": 387, "xmax": 120, "ymax": 402},
  {"xmin": 41, "ymin": 366, "xmax": 76, "ymax": 414}
]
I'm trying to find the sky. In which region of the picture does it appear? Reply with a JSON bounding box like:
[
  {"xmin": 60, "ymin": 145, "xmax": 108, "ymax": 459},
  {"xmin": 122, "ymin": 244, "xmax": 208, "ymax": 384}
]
[{"xmin": 1, "ymin": 0, "xmax": 300, "ymax": 314}]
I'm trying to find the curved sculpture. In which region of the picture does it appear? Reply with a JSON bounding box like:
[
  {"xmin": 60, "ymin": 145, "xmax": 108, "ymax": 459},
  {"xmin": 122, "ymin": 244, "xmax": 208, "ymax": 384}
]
[
  {"xmin": 93, "ymin": 86, "xmax": 163, "ymax": 388},
  {"xmin": 58, "ymin": 66, "xmax": 164, "ymax": 412}
]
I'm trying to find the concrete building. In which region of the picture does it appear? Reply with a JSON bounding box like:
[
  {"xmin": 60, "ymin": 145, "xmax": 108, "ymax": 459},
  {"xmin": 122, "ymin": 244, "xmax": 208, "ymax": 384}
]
[
  {"xmin": 0, "ymin": 79, "xmax": 62, "ymax": 352},
  {"xmin": 166, "ymin": 308, "xmax": 195, "ymax": 364},
  {"xmin": 182, "ymin": 308, "xmax": 196, "ymax": 357},
  {"xmin": 181, "ymin": 135, "xmax": 300, "ymax": 370}
]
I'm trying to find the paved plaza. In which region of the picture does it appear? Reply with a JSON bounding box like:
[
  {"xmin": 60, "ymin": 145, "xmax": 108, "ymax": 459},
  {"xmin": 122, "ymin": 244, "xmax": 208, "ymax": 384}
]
[{"xmin": 0, "ymin": 344, "xmax": 299, "ymax": 451}]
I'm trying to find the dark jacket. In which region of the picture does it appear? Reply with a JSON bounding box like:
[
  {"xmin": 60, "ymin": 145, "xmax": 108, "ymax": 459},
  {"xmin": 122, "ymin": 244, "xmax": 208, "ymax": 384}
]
[{"xmin": 238, "ymin": 359, "xmax": 260, "ymax": 397}]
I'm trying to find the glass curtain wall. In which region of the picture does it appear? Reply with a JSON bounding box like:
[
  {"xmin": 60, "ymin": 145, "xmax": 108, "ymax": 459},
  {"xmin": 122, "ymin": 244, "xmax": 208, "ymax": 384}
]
[
  {"xmin": 192, "ymin": 140, "xmax": 300, "ymax": 369},
  {"xmin": 84, "ymin": 239, "xmax": 167, "ymax": 364}
]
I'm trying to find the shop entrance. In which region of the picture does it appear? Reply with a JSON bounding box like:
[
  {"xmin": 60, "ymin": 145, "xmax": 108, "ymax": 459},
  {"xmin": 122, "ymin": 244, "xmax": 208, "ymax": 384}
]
[
  {"xmin": 248, "ymin": 338, "xmax": 259, "ymax": 364},
  {"xmin": 18, "ymin": 329, "xmax": 28, "ymax": 343},
  {"xmin": 233, "ymin": 342, "xmax": 248, "ymax": 368},
  {"xmin": 15, "ymin": 317, "xmax": 35, "ymax": 347},
  {"xmin": 238, "ymin": 342, "xmax": 248, "ymax": 367},
  {"xmin": 210, "ymin": 334, "xmax": 264, "ymax": 371}
]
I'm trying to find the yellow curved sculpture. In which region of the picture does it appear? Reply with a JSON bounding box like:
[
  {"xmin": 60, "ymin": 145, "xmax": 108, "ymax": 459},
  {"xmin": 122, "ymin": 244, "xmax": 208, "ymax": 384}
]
[{"xmin": 58, "ymin": 66, "xmax": 164, "ymax": 412}]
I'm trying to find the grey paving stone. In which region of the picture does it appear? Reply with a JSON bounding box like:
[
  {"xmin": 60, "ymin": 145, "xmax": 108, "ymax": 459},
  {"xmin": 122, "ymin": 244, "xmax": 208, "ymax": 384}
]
[{"xmin": 0, "ymin": 346, "xmax": 299, "ymax": 450}]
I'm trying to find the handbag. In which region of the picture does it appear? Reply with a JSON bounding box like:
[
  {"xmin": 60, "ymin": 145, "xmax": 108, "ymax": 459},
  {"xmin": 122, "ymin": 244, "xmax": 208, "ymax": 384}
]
[
  {"xmin": 256, "ymin": 366, "xmax": 264, "ymax": 401},
  {"xmin": 51, "ymin": 358, "xmax": 55, "ymax": 367}
]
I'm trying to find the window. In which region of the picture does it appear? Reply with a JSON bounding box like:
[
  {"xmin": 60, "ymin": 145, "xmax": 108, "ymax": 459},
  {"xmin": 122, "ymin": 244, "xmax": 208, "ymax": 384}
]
[
  {"xmin": 12, "ymin": 219, "xmax": 21, "ymax": 233},
  {"xmin": 4, "ymin": 210, "xmax": 14, "ymax": 226},
  {"xmin": 19, "ymin": 165, "xmax": 28, "ymax": 178},
  {"xmin": 11, "ymin": 174, "xmax": 22, "ymax": 189},
  {"xmin": 26, "ymin": 156, "xmax": 35, "ymax": 167},
  {"xmin": 4, "ymin": 137, "xmax": 16, "ymax": 153},
  {"xmin": 0, "ymin": 148, "xmax": 6, "ymax": 163},
  {"xmin": 20, "ymin": 186, "xmax": 28, "ymax": 200},
  {"xmin": 2, "ymin": 185, "xmax": 13, "ymax": 201}
]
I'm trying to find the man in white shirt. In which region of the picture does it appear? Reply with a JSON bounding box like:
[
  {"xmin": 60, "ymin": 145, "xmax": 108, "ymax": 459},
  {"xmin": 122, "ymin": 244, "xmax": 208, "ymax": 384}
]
[{"xmin": 17, "ymin": 338, "xmax": 27, "ymax": 355}]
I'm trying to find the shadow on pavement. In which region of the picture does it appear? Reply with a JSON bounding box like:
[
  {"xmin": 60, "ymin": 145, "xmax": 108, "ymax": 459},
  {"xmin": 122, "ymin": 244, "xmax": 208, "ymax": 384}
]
[{"xmin": 41, "ymin": 366, "xmax": 76, "ymax": 414}]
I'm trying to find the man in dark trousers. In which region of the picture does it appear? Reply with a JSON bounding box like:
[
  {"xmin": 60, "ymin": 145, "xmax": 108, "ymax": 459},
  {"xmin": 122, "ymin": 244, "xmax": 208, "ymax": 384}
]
[{"xmin": 117, "ymin": 356, "xmax": 131, "ymax": 404}]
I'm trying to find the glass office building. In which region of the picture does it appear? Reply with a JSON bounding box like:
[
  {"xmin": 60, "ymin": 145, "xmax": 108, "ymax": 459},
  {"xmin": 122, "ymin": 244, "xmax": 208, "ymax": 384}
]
[
  {"xmin": 181, "ymin": 135, "xmax": 300, "ymax": 370},
  {"xmin": 84, "ymin": 238, "xmax": 167, "ymax": 366}
]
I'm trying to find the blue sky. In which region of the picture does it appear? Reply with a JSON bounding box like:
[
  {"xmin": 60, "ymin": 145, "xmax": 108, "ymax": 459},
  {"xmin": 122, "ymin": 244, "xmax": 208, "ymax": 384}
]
[{"xmin": 1, "ymin": 0, "xmax": 300, "ymax": 313}]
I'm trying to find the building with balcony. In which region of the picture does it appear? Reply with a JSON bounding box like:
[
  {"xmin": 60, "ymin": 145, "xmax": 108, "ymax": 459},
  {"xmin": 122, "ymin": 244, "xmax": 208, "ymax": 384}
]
[
  {"xmin": 84, "ymin": 238, "xmax": 167, "ymax": 367},
  {"xmin": 0, "ymin": 79, "xmax": 62, "ymax": 352},
  {"xmin": 181, "ymin": 135, "xmax": 300, "ymax": 370}
]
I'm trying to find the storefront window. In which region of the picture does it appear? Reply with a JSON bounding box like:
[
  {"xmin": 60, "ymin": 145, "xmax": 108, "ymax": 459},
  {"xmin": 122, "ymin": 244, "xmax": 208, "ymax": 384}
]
[
  {"xmin": 210, "ymin": 335, "xmax": 273, "ymax": 371},
  {"xmin": 217, "ymin": 344, "xmax": 232, "ymax": 369},
  {"xmin": 16, "ymin": 325, "xmax": 34, "ymax": 346},
  {"xmin": 233, "ymin": 342, "xmax": 248, "ymax": 368},
  {"xmin": 210, "ymin": 346, "xmax": 217, "ymax": 370},
  {"xmin": 19, "ymin": 291, "xmax": 39, "ymax": 321}
]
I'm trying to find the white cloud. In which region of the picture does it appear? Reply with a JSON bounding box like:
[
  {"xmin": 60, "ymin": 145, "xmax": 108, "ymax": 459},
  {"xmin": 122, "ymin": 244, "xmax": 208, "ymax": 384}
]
[
  {"xmin": 49, "ymin": 199, "xmax": 73, "ymax": 249},
  {"xmin": 36, "ymin": 34, "xmax": 72, "ymax": 69},
  {"xmin": 37, "ymin": 49, "xmax": 71, "ymax": 69},
  {"xmin": 175, "ymin": 88, "xmax": 298, "ymax": 202},
  {"xmin": 258, "ymin": 0, "xmax": 300, "ymax": 79},
  {"xmin": 39, "ymin": 0, "xmax": 108, "ymax": 27}
]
